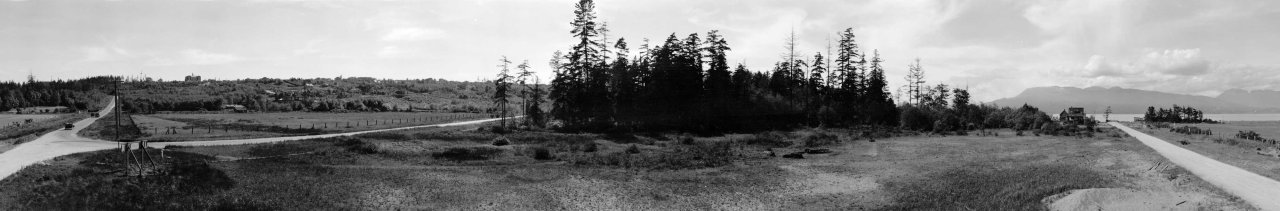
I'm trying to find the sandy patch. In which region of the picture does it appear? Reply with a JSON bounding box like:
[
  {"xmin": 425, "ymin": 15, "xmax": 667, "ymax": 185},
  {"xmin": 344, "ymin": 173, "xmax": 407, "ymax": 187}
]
[
  {"xmin": 778, "ymin": 163, "xmax": 879, "ymax": 196},
  {"xmin": 1046, "ymin": 188, "xmax": 1208, "ymax": 211}
]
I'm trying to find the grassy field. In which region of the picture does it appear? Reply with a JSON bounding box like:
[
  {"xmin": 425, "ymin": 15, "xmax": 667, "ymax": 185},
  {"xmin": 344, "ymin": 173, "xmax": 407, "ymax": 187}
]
[
  {"xmin": 1137, "ymin": 121, "xmax": 1280, "ymax": 181},
  {"xmin": 0, "ymin": 114, "xmax": 85, "ymax": 153},
  {"xmin": 0, "ymin": 114, "xmax": 58, "ymax": 127},
  {"xmin": 132, "ymin": 112, "xmax": 492, "ymax": 141},
  {"xmin": 0, "ymin": 125, "xmax": 1254, "ymax": 210}
]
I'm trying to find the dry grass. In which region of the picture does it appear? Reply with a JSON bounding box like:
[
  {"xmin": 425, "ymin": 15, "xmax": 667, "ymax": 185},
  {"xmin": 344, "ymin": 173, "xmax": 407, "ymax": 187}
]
[{"xmin": 0, "ymin": 125, "xmax": 1252, "ymax": 210}]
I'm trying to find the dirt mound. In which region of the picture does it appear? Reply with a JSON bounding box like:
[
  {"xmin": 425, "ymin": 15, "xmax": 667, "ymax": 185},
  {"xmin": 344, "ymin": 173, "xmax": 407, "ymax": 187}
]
[{"xmin": 1044, "ymin": 188, "xmax": 1209, "ymax": 211}]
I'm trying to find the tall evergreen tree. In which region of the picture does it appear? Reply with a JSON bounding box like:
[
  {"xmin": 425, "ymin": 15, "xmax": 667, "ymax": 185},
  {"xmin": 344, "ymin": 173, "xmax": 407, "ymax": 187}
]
[
  {"xmin": 865, "ymin": 50, "xmax": 898, "ymax": 125},
  {"xmin": 493, "ymin": 57, "xmax": 514, "ymax": 128},
  {"xmin": 703, "ymin": 30, "xmax": 732, "ymax": 106},
  {"xmin": 904, "ymin": 58, "xmax": 926, "ymax": 105},
  {"xmin": 809, "ymin": 52, "xmax": 827, "ymax": 94}
]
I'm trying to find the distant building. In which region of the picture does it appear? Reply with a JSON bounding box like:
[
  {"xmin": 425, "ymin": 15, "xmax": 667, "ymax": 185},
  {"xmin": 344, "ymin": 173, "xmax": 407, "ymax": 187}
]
[
  {"xmin": 1059, "ymin": 107, "xmax": 1087, "ymax": 125},
  {"xmin": 222, "ymin": 104, "xmax": 248, "ymax": 113},
  {"xmin": 184, "ymin": 74, "xmax": 202, "ymax": 82}
]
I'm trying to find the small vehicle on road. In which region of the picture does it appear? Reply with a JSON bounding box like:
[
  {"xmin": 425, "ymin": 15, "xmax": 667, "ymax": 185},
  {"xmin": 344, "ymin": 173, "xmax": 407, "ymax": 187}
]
[{"xmin": 63, "ymin": 123, "xmax": 74, "ymax": 130}]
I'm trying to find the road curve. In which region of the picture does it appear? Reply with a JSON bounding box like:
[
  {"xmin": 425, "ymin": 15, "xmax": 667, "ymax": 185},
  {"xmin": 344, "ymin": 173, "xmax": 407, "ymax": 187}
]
[
  {"xmin": 0, "ymin": 98, "xmax": 119, "ymax": 181},
  {"xmin": 0, "ymin": 96, "xmax": 518, "ymax": 180},
  {"xmin": 1110, "ymin": 122, "xmax": 1280, "ymax": 210}
]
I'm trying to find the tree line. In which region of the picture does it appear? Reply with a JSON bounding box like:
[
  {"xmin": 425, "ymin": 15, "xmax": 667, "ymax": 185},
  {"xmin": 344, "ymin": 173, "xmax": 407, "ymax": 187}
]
[
  {"xmin": 1143, "ymin": 105, "xmax": 1215, "ymax": 123},
  {"xmin": 0, "ymin": 76, "xmax": 113, "ymax": 112},
  {"xmin": 520, "ymin": 0, "xmax": 1055, "ymax": 133},
  {"xmin": 536, "ymin": 0, "xmax": 898, "ymax": 133}
]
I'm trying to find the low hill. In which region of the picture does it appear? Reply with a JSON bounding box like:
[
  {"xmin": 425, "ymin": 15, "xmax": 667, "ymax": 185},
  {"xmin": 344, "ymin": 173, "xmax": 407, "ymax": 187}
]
[
  {"xmin": 989, "ymin": 86, "xmax": 1280, "ymax": 114},
  {"xmin": 1217, "ymin": 89, "xmax": 1280, "ymax": 109}
]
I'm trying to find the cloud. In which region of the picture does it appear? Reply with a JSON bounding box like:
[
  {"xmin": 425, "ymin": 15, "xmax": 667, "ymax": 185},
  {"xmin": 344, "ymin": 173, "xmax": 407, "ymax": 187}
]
[
  {"xmin": 382, "ymin": 27, "xmax": 446, "ymax": 42},
  {"xmin": 145, "ymin": 49, "xmax": 243, "ymax": 66},
  {"xmin": 1136, "ymin": 48, "xmax": 1210, "ymax": 76},
  {"xmin": 79, "ymin": 46, "xmax": 132, "ymax": 62},
  {"xmin": 1048, "ymin": 48, "xmax": 1273, "ymax": 96}
]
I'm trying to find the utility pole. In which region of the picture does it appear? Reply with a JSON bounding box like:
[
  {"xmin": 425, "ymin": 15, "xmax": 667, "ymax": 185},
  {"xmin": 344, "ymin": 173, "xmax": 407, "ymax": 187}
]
[{"xmin": 114, "ymin": 76, "xmax": 120, "ymax": 142}]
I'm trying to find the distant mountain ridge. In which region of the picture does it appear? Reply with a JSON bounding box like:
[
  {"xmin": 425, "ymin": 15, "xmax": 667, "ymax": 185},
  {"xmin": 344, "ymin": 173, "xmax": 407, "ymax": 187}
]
[{"xmin": 989, "ymin": 86, "xmax": 1280, "ymax": 114}]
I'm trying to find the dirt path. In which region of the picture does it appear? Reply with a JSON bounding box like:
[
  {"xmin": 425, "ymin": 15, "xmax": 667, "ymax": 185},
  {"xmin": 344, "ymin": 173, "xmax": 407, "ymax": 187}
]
[
  {"xmin": 0, "ymin": 97, "xmax": 516, "ymax": 181},
  {"xmin": 1111, "ymin": 122, "xmax": 1280, "ymax": 210}
]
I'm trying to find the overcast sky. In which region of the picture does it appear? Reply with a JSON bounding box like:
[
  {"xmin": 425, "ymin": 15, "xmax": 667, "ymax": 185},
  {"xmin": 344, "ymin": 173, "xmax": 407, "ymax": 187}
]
[{"xmin": 2, "ymin": 0, "xmax": 1278, "ymax": 101}]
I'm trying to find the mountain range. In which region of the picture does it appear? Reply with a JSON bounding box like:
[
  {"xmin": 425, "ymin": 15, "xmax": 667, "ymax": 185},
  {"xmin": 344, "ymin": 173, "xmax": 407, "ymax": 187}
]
[{"xmin": 989, "ymin": 86, "xmax": 1280, "ymax": 114}]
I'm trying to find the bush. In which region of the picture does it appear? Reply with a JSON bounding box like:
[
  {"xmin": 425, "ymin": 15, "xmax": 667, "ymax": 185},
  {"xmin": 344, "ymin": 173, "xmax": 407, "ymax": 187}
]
[
  {"xmin": 1212, "ymin": 137, "xmax": 1239, "ymax": 146},
  {"xmin": 355, "ymin": 133, "xmax": 411, "ymax": 140},
  {"xmin": 678, "ymin": 135, "xmax": 696, "ymax": 145},
  {"xmin": 565, "ymin": 141, "xmax": 737, "ymax": 170},
  {"xmin": 583, "ymin": 142, "xmax": 599, "ymax": 152},
  {"xmin": 333, "ymin": 137, "xmax": 378, "ymax": 154},
  {"xmin": 802, "ymin": 132, "xmax": 839, "ymax": 147},
  {"xmin": 532, "ymin": 147, "xmax": 554, "ymax": 160},
  {"xmin": 742, "ymin": 132, "xmax": 792, "ymax": 147},
  {"xmin": 492, "ymin": 136, "xmax": 511, "ymax": 146},
  {"xmin": 431, "ymin": 147, "xmax": 503, "ymax": 162},
  {"xmin": 625, "ymin": 144, "xmax": 641, "ymax": 154}
]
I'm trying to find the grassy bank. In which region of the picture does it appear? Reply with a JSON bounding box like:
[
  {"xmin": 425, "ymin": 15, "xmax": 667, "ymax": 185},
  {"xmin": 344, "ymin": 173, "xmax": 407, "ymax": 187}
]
[
  {"xmin": 0, "ymin": 149, "xmax": 270, "ymax": 210},
  {"xmin": 78, "ymin": 111, "xmax": 143, "ymax": 141}
]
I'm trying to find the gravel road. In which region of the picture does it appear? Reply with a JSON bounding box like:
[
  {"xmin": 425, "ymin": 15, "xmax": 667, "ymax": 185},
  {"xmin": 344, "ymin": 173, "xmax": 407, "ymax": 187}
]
[{"xmin": 1111, "ymin": 122, "xmax": 1280, "ymax": 210}]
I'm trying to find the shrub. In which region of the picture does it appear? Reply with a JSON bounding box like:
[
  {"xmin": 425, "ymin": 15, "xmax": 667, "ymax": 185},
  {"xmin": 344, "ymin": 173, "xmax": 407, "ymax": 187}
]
[
  {"xmin": 583, "ymin": 142, "xmax": 599, "ymax": 152},
  {"xmin": 678, "ymin": 135, "xmax": 696, "ymax": 145},
  {"xmin": 355, "ymin": 133, "xmax": 411, "ymax": 140},
  {"xmin": 625, "ymin": 144, "xmax": 641, "ymax": 154},
  {"xmin": 802, "ymin": 132, "xmax": 839, "ymax": 147},
  {"xmin": 492, "ymin": 136, "xmax": 511, "ymax": 146},
  {"xmin": 532, "ymin": 147, "xmax": 554, "ymax": 160},
  {"xmin": 742, "ymin": 132, "xmax": 791, "ymax": 147},
  {"xmin": 333, "ymin": 137, "xmax": 378, "ymax": 154},
  {"xmin": 1212, "ymin": 137, "xmax": 1239, "ymax": 146},
  {"xmin": 566, "ymin": 141, "xmax": 736, "ymax": 170},
  {"xmin": 431, "ymin": 147, "xmax": 503, "ymax": 162}
]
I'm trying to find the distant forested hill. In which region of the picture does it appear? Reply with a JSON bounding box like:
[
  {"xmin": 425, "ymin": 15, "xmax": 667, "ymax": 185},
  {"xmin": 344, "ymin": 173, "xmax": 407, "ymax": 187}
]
[
  {"xmin": 990, "ymin": 86, "xmax": 1280, "ymax": 114},
  {"xmin": 119, "ymin": 77, "xmax": 512, "ymax": 113}
]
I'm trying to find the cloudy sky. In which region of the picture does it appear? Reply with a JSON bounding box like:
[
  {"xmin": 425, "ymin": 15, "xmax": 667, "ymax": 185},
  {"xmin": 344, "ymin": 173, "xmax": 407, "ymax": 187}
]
[{"xmin": 2, "ymin": 0, "xmax": 1278, "ymax": 101}]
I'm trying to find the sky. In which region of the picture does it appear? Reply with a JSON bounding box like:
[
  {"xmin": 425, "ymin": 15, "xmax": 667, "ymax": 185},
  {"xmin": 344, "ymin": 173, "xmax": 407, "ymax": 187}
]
[{"xmin": 1, "ymin": 0, "xmax": 1278, "ymax": 102}]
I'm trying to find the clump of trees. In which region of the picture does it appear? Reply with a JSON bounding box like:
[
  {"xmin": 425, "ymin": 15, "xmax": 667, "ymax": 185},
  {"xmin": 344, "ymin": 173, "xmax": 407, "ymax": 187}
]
[
  {"xmin": 114, "ymin": 76, "xmax": 500, "ymax": 114},
  {"xmin": 0, "ymin": 76, "xmax": 113, "ymax": 112},
  {"xmin": 546, "ymin": 0, "xmax": 896, "ymax": 133},
  {"xmin": 1143, "ymin": 105, "xmax": 1215, "ymax": 123}
]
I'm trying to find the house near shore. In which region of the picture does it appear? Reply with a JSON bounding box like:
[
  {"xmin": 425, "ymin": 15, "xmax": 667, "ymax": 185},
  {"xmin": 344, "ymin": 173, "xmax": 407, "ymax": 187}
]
[
  {"xmin": 221, "ymin": 104, "xmax": 249, "ymax": 113},
  {"xmin": 1059, "ymin": 107, "xmax": 1088, "ymax": 126}
]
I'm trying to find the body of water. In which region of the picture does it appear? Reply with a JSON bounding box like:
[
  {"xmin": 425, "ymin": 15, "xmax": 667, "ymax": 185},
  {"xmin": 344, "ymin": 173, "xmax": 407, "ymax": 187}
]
[{"xmin": 1086, "ymin": 114, "xmax": 1280, "ymax": 122}]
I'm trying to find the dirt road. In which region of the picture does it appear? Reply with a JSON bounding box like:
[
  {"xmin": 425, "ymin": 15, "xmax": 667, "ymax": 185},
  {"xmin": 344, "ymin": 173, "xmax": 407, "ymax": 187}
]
[
  {"xmin": 0, "ymin": 99, "xmax": 118, "ymax": 181},
  {"xmin": 0, "ymin": 97, "xmax": 516, "ymax": 180},
  {"xmin": 1111, "ymin": 122, "xmax": 1280, "ymax": 210}
]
